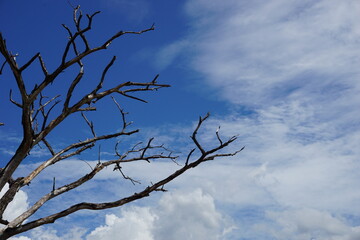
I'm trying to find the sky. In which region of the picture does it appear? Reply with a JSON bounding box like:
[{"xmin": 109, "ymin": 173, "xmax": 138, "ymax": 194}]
[{"xmin": 0, "ymin": 0, "xmax": 360, "ymax": 239}]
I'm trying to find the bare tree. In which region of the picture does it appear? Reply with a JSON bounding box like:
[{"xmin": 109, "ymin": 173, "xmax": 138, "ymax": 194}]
[{"xmin": 0, "ymin": 6, "xmax": 242, "ymax": 239}]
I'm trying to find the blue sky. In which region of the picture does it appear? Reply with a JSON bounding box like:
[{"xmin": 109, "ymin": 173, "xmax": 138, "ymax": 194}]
[{"xmin": 1, "ymin": 0, "xmax": 360, "ymax": 239}]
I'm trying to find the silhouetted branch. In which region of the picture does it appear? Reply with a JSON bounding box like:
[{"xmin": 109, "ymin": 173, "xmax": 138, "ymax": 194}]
[
  {"xmin": 191, "ymin": 112, "xmax": 210, "ymax": 155},
  {"xmin": 216, "ymin": 126, "xmax": 223, "ymax": 145},
  {"xmin": 0, "ymin": 59, "xmax": 6, "ymax": 74},
  {"xmin": 2, "ymin": 113, "xmax": 241, "ymax": 237},
  {"xmin": 81, "ymin": 112, "xmax": 96, "ymax": 138},
  {"xmin": 111, "ymin": 96, "xmax": 131, "ymax": 130},
  {"xmin": 42, "ymin": 138, "xmax": 55, "ymax": 156},
  {"xmin": 63, "ymin": 66, "xmax": 84, "ymax": 110},
  {"xmin": 9, "ymin": 90, "xmax": 22, "ymax": 108},
  {"xmin": 0, "ymin": 6, "xmax": 241, "ymax": 239}
]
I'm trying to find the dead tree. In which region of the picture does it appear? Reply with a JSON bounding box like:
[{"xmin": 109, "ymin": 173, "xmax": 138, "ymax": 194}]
[{"xmin": 0, "ymin": 6, "xmax": 242, "ymax": 239}]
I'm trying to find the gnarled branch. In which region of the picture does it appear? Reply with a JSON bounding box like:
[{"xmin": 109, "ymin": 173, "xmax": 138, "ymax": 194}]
[{"xmin": 0, "ymin": 6, "xmax": 241, "ymax": 239}]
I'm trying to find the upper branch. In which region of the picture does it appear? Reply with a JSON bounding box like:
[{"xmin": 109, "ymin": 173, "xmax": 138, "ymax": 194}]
[
  {"xmin": 0, "ymin": 33, "xmax": 27, "ymax": 101},
  {"xmin": 29, "ymin": 9, "xmax": 154, "ymax": 104},
  {"xmin": 61, "ymin": 8, "xmax": 100, "ymax": 65}
]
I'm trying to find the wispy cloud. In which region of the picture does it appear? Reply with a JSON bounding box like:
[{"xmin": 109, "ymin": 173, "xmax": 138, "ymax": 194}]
[
  {"xmin": 182, "ymin": 0, "xmax": 360, "ymax": 106},
  {"xmin": 154, "ymin": 40, "xmax": 190, "ymax": 70},
  {"xmin": 150, "ymin": 0, "xmax": 360, "ymax": 238},
  {"xmin": 104, "ymin": 0, "xmax": 150, "ymax": 23},
  {"xmin": 260, "ymin": 208, "xmax": 360, "ymax": 240},
  {"xmin": 6, "ymin": 1, "xmax": 360, "ymax": 239}
]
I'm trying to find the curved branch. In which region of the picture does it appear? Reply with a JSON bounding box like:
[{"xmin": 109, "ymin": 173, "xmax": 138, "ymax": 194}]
[{"xmin": 0, "ymin": 59, "xmax": 6, "ymax": 74}]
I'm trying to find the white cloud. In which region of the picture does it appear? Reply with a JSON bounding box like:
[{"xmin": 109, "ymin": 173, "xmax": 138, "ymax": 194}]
[
  {"xmin": 86, "ymin": 207, "xmax": 154, "ymax": 240},
  {"xmin": 12, "ymin": 103, "xmax": 360, "ymax": 239},
  {"xmin": 154, "ymin": 40, "xmax": 190, "ymax": 70},
  {"xmin": 9, "ymin": 236, "xmax": 31, "ymax": 240},
  {"xmin": 182, "ymin": 0, "xmax": 360, "ymax": 106},
  {"xmin": 153, "ymin": 189, "xmax": 227, "ymax": 240},
  {"xmin": 87, "ymin": 189, "xmax": 232, "ymax": 240},
  {"xmin": 11, "ymin": 227, "xmax": 87, "ymax": 240},
  {"xmin": 0, "ymin": 184, "xmax": 29, "ymax": 222},
  {"xmin": 29, "ymin": 227, "xmax": 86, "ymax": 240},
  {"xmin": 260, "ymin": 208, "xmax": 360, "ymax": 240},
  {"xmin": 162, "ymin": 0, "xmax": 360, "ymax": 225},
  {"xmin": 182, "ymin": 108, "xmax": 360, "ymax": 214},
  {"xmin": 5, "ymin": 1, "xmax": 360, "ymax": 239}
]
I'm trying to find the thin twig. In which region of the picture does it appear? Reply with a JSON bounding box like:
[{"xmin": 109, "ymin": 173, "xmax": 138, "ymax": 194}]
[
  {"xmin": 42, "ymin": 139, "xmax": 55, "ymax": 156},
  {"xmin": 9, "ymin": 89, "xmax": 22, "ymax": 108},
  {"xmin": 216, "ymin": 126, "xmax": 223, "ymax": 145},
  {"xmin": 185, "ymin": 148, "xmax": 196, "ymax": 166},
  {"xmin": 0, "ymin": 59, "xmax": 6, "ymax": 74},
  {"xmin": 81, "ymin": 112, "xmax": 96, "ymax": 137}
]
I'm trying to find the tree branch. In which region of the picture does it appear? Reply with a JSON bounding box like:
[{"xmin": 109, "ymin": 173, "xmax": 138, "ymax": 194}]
[
  {"xmin": 81, "ymin": 112, "xmax": 96, "ymax": 138},
  {"xmin": 9, "ymin": 89, "xmax": 22, "ymax": 108},
  {"xmin": 0, "ymin": 59, "xmax": 6, "ymax": 74},
  {"xmin": 0, "ymin": 6, "xmax": 241, "ymax": 239},
  {"xmin": 191, "ymin": 113, "xmax": 210, "ymax": 155},
  {"xmin": 2, "ymin": 114, "xmax": 242, "ymax": 237}
]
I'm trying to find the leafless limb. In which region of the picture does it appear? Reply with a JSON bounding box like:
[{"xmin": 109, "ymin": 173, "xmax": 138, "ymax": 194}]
[
  {"xmin": 52, "ymin": 177, "xmax": 56, "ymax": 192},
  {"xmin": 9, "ymin": 90, "xmax": 22, "ymax": 108},
  {"xmin": 111, "ymin": 96, "xmax": 131, "ymax": 130},
  {"xmin": 63, "ymin": 66, "xmax": 84, "ymax": 110},
  {"xmin": 0, "ymin": 113, "xmax": 242, "ymax": 239},
  {"xmin": 191, "ymin": 112, "xmax": 210, "ymax": 155},
  {"xmin": 0, "ymin": 59, "xmax": 6, "ymax": 74},
  {"xmin": 31, "ymin": 93, "xmax": 61, "ymax": 132},
  {"xmin": 19, "ymin": 53, "xmax": 40, "ymax": 72},
  {"xmin": 185, "ymin": 148, "xmax": 196, "ymax": 166},
  {"xmin": 80, "ymin": 159, "xmax": 93, "ymax": 171},
  {"xmin": 97, "ymin": 145, "xmax": 101, "ymax": 165},
  {"xmin": 0, "ymin": 9, "xmax": 163, "ymax": 195},
  {"xmin": 0, "ymin": 6, "xmax": 242, "ymax": 239},
  {"xmin": 42, "ymin": 138, "xmax": 55, "ymax": 156},
  {"xmin": 81, "ymin": 112, "xmax": 96, "ymax": 138},
  {"xmin": 216, "ymin": 126, "xmax": 223, "ymax": 145},
  {"xmin": 114, "ymin": 163, "xmax": 141, "ymax": 185}
]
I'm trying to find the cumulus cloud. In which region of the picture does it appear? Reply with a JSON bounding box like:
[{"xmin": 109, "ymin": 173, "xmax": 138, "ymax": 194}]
[
  {"xmin": 0, "ymin": 184, "xmax": 29, "ymax": 222},
  {"xmin": 87, "ymin": 189, "xmax": 232, "ymax": 240},
  {"xmin": 86, "ymin": 207, "xmax": 155, "ymax": 240}
]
